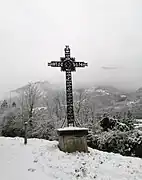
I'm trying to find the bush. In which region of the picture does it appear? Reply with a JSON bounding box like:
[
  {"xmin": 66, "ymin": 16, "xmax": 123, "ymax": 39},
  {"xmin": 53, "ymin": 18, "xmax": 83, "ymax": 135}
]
[
  {"xmin": 1, "ymin": 119, "xmax": 25, "ymax": 137},
  {"xmin": 88, "ymin": 112, "xmax": 142, "ymax": 158},
  {"xmin": 87, "ymin": 130, "xmax": 142, "ymax": 158},
  {"xmin": 0, "ymin": 108, "xmax": 57, "ymax": 141},
  {"xmin": 30, "ymin": 120, "xmax": 57, "ymax": 141},
  {"xmin": 1, "ymin": 109, "xmax": 25, "ymax": 137}
]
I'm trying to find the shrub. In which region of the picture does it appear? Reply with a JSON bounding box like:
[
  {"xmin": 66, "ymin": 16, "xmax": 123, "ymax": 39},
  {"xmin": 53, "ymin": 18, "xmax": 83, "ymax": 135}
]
[
  {"xmin": 87, "ymin": 130, "xmax": 142, "ymax": 158},
  {"xmin": 1, "ymin": 119, "xmax": 24, "ymax": 137},
  {"xmin": 30, "ymin": 120, "xmax": 57, "ymax": 140},
  {"xmin": 1, "ymin": 109, "xmax": 25, "ymax": 137},
  {"xmin": 1, "ymin": 108, "xmax": 57, "ymax": 141}
]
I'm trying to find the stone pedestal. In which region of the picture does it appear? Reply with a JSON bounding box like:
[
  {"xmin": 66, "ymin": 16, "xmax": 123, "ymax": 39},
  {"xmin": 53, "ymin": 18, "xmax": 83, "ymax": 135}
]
[{"xmin": 57, "ymin": 127, "xmax": 88, "ymax": 153}]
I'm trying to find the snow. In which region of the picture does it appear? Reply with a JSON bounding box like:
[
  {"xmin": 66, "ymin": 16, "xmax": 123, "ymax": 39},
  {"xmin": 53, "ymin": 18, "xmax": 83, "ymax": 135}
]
[
  {"xmin": 33, "ymin": 107, "xmax": 47, "ymax": 112},
  {"xmin": 135, "ymin": 124, "xmax": 142, "ymax": 128},
  {"xmin": 86, "ymin": 87, "xmax": 110, "ymax": 95},
  {"xmin": 136, "ymin": 119, "xmax": 142, "ymax": 123},
  {"xmin": 127, "ymin": 101, "xmax": 135, "ymax": 106},
  {"xmin": 120, "ymin": 95, "xmax": 127, "ymax": 98},
  {"xmin": 57, "ymin": 127, "xmax": 88, "ymax": 131},
  {"xmin": 134, "ymin": 119, "xmax": 142, "ymax": 129},
  {"xmin": 135, "ymin": 125, "xmax": 142, "ymax": 129},
  {"xmin": 96, "ymin": 89, "xmax": 110, "ymax": 95},
  {"xmin": 85, "ymin": 87, "xmax": 96, "ymax": 93},
  {"xmin": 0, "ymin": 137, "xmax": 142, "ymax": 180}
]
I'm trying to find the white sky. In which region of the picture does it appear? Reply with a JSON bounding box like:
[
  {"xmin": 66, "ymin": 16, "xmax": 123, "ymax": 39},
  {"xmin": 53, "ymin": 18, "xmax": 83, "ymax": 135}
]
[{"xmin": 0, "ymin": 0, "xmax": 142, "ymax": 97}]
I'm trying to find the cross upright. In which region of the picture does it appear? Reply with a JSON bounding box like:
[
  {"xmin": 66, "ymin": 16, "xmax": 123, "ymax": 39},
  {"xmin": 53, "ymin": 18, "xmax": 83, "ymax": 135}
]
[{"xmin": 48, "ymin": 45, "xmax": 88, "ymax": 127}]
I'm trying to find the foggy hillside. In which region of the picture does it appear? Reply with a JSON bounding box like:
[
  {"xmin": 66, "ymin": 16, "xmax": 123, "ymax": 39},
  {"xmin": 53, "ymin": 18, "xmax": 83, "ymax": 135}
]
[{"xmin": 1, "ymin": 80, "xmax": 140, "ymax": 120}]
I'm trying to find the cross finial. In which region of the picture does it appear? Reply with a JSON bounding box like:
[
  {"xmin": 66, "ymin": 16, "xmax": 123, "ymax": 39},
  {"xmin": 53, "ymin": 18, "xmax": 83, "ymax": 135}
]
[{"xmin": 64, "ymin": 45, "xmax": 70, "ymax": 58}]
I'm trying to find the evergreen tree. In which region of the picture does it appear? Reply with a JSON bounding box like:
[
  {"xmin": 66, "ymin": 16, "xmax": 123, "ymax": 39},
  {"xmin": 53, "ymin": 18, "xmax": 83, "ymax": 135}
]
[
  {"xmin": 1, "ymin": 100, "xmax": 8, "ymax": 109},
  {"xmin": 12, "ymin": 102, "xmax": 16, "ymax": 108}
]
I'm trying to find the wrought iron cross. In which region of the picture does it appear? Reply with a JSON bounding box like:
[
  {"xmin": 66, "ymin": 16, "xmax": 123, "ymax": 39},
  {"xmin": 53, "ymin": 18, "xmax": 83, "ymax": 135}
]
[{"xmin": 48, "ymin": 45, "xmax": 88, "ymax": 127}]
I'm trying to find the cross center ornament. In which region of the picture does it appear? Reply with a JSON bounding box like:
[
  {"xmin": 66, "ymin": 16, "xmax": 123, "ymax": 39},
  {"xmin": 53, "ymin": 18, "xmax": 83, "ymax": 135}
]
[{"xmin": 48, "ymin": 46, "xmax": 88, "ymax": 127}]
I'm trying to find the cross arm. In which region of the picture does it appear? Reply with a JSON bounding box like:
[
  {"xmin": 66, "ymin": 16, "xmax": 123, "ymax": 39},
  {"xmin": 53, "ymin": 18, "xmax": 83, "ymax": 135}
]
[
  {"xmin": 73, "ymin": 61, "xmax": 88, "ymax": 68},
  {"xmin": 48, "ymin": 61, "xmax": 63, "ymax": 67}
]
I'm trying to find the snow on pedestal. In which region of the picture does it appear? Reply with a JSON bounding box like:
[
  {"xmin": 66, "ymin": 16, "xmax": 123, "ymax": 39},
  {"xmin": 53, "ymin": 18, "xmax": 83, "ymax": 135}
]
[{"xmin": 57, "ymin": 127, "xmax": 88, "ymax": 153}]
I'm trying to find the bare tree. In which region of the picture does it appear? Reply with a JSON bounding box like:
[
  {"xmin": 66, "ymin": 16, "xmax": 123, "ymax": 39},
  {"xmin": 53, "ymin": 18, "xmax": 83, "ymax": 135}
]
[
  {"xmin": 43, "ymin": 95, "xmax": 53, "ymax": 119},
  {"xmin": 25, "ymin": 83, "xmax": 41, "ymax": 118},
  {"xmin": 42, "ymin": 90, "xmax": 66, "ymax": 128},
  {"xmin": 53, "ymin": 92, "xmax": 65, "ymax": 120},
  {"xmin": 18, "ymin": 82, "xmax": 42, "ymax": 123},
  {"xmin": 74, "ymin": 88, "xmax": 88, "ymax": 125},
  {"xmin": 74, "ymin": 88, "xmax": 98, "ymax": 127}
]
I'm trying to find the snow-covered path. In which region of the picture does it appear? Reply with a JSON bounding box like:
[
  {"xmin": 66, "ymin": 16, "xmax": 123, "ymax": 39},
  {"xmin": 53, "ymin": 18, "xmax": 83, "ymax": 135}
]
[{"xmin": 0, "ymin": 137, "xmax": 142, "ymax": 180}]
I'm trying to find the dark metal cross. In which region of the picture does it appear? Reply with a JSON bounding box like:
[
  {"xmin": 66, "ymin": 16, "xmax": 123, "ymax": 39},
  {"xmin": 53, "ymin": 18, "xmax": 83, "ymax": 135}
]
[{"xmin": 48, "ymin": 45, "xmax": 88, "ymax": 127}]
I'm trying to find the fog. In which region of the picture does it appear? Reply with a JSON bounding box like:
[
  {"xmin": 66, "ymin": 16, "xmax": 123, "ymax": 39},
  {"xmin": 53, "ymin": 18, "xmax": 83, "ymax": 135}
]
[{"xmin": 0, "ymin": 0, "xmax": 142, "ymax": 98}]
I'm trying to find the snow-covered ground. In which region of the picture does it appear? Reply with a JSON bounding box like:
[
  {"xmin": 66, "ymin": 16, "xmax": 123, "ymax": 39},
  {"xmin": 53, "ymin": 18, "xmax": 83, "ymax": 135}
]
[
  {"xmin": 57, "ymin": 127, "xmax": 88, "ymax": 131},
  {"xmin": 0, "ymin": 137, "xmax": 142, "ymax": 180},
  {"xmin": 134, "ymin": 119, "xmax": 142, "ymax": 130}
]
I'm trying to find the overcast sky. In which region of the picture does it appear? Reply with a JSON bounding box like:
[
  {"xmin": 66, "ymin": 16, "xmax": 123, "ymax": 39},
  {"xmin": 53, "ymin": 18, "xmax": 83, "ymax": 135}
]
[{"xmin": 0, "ymin": 0, "xmax": 142, "ymax": 98}]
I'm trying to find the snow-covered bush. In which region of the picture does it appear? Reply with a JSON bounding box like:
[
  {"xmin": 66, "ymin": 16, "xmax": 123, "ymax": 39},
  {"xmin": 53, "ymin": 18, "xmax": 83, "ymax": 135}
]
[
  {"xmin": 100, "ymin": 117, "xmax": 116, "ymax": 131},
  {"xmin": 0, "ymin": 108, "xmax": 57, "ymax": 141},
  {"xmin": 87, "ymin": 111, "xmax": 142, "ymax": 158},
  {"xmin": 1, "ymin": 108, "xmax": 24, "ymax": 137},
  {"xmin": 87, "ymin": 130, "xmax": 142, "ymax": 158},
  {"xmin": 29, "ymin": 120, "xmax": 57, "ymax": 141}
]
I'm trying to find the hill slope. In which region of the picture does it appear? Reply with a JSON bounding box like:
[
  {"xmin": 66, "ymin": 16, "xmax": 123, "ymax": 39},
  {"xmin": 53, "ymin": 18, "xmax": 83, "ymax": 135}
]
[{"xmin": 0, "ymin": 137, "xmax": 142, "ymax": 180}]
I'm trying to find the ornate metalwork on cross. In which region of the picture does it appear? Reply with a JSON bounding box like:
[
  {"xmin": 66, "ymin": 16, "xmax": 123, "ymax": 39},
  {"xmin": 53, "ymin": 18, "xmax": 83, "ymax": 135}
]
[{"xmin": 48, "ymin": 45, "xmax": 88, "ymax": 127}]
